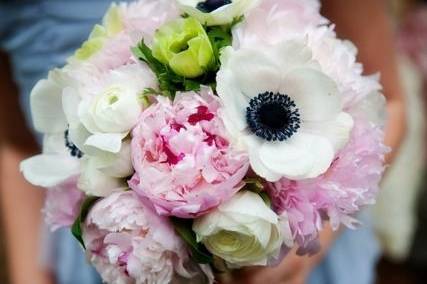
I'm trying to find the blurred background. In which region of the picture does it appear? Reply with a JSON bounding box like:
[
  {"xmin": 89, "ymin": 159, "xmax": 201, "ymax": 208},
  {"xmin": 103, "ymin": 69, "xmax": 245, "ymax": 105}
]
[{"xmin": 1, "ymin": 0, "xmax": 427, "ymax": 283}]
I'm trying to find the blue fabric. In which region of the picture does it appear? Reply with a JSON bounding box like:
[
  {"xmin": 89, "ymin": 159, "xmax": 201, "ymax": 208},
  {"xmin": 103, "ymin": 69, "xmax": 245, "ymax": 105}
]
[
  {"xmin": 308, "ymin": 212, "xmax": 381, "ymax": 284},
  {"xmin": 0, "ymin": 1, "xmax": 118, "ymax": 133},
  {"xmin": 0, "ymin": 1, "xmax": 118, "ymax": 283},
  {"xmin": 0, "ymin": 1, "xmax": 381, "ymax": 284}
]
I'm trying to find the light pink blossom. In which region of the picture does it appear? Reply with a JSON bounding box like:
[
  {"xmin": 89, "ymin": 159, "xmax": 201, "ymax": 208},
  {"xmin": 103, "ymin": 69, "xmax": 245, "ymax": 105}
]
[
  {"xmin": 268, "ymin": 120, "xmax": 388, "ymax": 250},
  {"xmin": 233, "ymin": 0, "xmax": 327, "ymax": 48},
  {"xmin": 83, "ymin": 191, "xmax": 194, "ymax": 284},
  {"xmin": 129, "ymin": 90, "xmax": 249, "ymax": 218},
  {"xmin": 233, "ymin": 0, "xmax": 382, "ymax": 107},
  {"xmin": 122, "ymin": 0, "xmax": 180, "ymax": 46},
  {"xmin": 43, "ymin": 176, "xmax": 84, "ymax": 231}
]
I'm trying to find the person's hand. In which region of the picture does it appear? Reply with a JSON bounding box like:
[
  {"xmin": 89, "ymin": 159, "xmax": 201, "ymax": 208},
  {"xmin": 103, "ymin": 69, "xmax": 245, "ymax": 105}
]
[
  {"xmin": 217, "ymin": 225, "xmax": 337, "ymax": 284},
  {"xmin": 220, "ymin": 250, "xmax": 314, "ymax": 284}
]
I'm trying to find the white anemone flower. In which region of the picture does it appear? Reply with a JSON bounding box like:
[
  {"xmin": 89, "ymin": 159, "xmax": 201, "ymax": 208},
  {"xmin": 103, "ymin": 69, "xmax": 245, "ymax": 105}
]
[
  {"xmin": 177, "ymin": 0, "xmax": 259, "ymax": 26},
  {"xmin": 217, "ymin": 40, "xmax": 354, "ymax": 181},
  {"xmin": 20, "ymin": 70, "xmax": 80, "ymax": 187}
]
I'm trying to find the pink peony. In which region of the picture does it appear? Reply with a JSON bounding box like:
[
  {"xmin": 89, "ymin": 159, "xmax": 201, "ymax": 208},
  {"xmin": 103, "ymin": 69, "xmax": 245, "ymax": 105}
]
[
  {"xmin": 83, "ymin": 32, "xmax": 134, "ymax": 73},
  {"xmin": 43, "ymin": 176, "xmax": 84, "ymax": 231},
  {"xmin": 234, "ymin": 0, "xmax": 382, "ymax": 107},
  {"xmin": 268, "ymin": 179, "xmax": 322, "ymax": 250},
  {"xmin": 268, "ymin": 120, "xmax": 388, "ymax": 249},
  {"xmin": 129, "ymin": 90, "xmax": 249, "ymax": 218},
  {"xmin": 233, "ymin": 0, "xmax": 327, "ymax": 48},
  {"xmin": 83, "ymin": 191, "xmax": 194, "ymax": 284},
  {"xmin": 122, "ymin": 0, "xmax": 180, "ymax": 46}
]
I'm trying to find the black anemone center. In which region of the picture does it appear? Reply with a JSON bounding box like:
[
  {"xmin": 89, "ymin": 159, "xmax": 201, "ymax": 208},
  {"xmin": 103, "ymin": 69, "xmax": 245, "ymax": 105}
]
[
  {"xmin": 65, "ymin": 129, "xmax": 84, "ymax": 158},
  {"xmin": 258, "ymin": 103, "xmax": 289, "ymax": 129},
  {"xmin": 246, "ymin": 92, "xmax": 301, "ymax": 142},
  {"xmin": 196, "ymin": 0, "xmax": 232, "ymax": 13}
]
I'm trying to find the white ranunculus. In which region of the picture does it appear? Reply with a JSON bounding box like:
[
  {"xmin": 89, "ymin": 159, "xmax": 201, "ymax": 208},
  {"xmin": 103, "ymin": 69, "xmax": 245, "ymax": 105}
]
[
  {"xmin": 177, "ymin": 0, "xmax": 259, "ymax": 26},
  {"xmin": 78, "ymin": 64, "xmax": 156, "ymax": 153},
  {"xmin": 78, "ymin": 156, "xmax": 127, "ymax": 197},
  {"xmin": 193, "ymin": 191, "xmax": 284, "ymax": 267},
  {"xmin": 216, "ymin": 40, "xmax": 354, "ymax": 181},
  {"xmin": 88, "ymin": 140, "xmax": 134, "ymax": 178}
]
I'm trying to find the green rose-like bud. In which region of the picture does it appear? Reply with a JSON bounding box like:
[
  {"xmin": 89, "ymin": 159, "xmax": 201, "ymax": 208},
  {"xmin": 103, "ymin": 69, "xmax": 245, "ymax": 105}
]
[{"xmin": 152, "ymin": 17, "xmax": 214, "ymax": 78}]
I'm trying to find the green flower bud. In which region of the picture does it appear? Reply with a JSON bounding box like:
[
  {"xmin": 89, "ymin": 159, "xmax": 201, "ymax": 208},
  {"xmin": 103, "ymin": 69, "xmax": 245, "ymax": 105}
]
[{"xmin": 152, "ymin": 17, "xmax": 214, "ymax": 78}]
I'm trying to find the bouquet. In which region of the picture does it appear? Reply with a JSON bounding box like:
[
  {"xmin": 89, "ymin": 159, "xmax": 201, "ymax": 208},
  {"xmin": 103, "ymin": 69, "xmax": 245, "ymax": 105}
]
[{"xmin": 21, "ymin": 0, "xmax": 389, "ymax": 283}]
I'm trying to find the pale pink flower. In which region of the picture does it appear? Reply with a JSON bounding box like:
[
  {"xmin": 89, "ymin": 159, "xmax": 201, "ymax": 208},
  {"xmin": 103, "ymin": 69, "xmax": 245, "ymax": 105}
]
[
  {"xmin": 233, "ymin": 0, "xmax": 327, "ymax": 48},
  {"xmin": 268, "ymin": 120, "xmax": 388, "ymax": 250},
  {"xmin": 233, "ymin": 0, "xmax": 382, "ymax": 107},
  {"xmin": 83, "ymin": 32, "xmax": 134, "ymax": 73},
  {"xmin": 83, "ymin": 191, "xmax": 193, "ymax": 284},
  {"xmin": 43, "ymin": 176, "xmax": 84, "ymax": 231},
  {"xmin": 129, "ymin": 90, "xmax": 249, "ymax": 218},
  {"xmin": 122, "ymin": 0, "xmax": 180, "ymax": 46}
]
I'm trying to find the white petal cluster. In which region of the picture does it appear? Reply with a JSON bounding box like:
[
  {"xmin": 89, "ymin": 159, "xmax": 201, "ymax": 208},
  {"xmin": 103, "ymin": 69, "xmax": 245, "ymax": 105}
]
[
  {"xmin": 217, "ymin": 40, "xmax": 354, "ymax": 181},
  {"xmin": 193, "ymin": 191, "xmax": 284, "ymax": 267},
  {"xmin": 177, "ymin": 0, "xmax": 259, "ymax": 26}
]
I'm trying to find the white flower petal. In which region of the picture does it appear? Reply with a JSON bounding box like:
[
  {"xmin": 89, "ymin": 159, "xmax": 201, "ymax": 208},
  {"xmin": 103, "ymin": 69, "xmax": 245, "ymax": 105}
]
[
  {"xmin": 30, "ymin": 76, "xmax": 67, "ymax": 133},
  {"xmin": 177, "ymin": 0, "xmax": 199, "ymax": 6},
  {"xmin": 274, "ymin": 40, "xmax": 315, "ymax": 74},
  {"xmin": 62, "ymin": 87, "xmax": 81, "ymax": 127},
  {"xmin": 302, "ymin": 112, "xmax": 354, "ymax": 151},
  {"xmin": 177, "ymin": 0, "xmax": 259, "ymax": 26},
  {"xmin": 216, "ymin": 71, "xmax": 250, "ymax": 132},
  {"xmin": 78, "ymin": 99, "xmax": 101, "ymax": 134},
  {"xmin": 259, "ymin": 132, "xmax": 334, "ymax": 180},
  {"xmin": 224, "ymin": 47, "xmax": 281, "ymax": 98},
  {"xmin": 68, "ymin": 123, "xmax": 91, "ymax": 152},
  {"xmin": 84, "ymin": 133, "xmax": 127, "ymax": 153},
  {"xmin": 350, "ymin": 91, "xmax": 387, "ymax": 126},
  {"xmin": 282, "ymin": 67, "xmax": 342, "ymax": 121},
  {"xmin": 91, "ymin": 140, "xmax": 134, "ymax": 178},
  {"xmin": 221, "ymin": 191, "xmax": 278, "ymax": 224},
  {"xmin": 20, "ymin": 154, "xmax": 79, "ymax": 187},
  {"xmin": 193, "ymin": 191, "xmax": 282, "ymax": 267},
  {"xmin": 42, "ymin": 133, "xmax": 68, "ymax": 154},
  {"xmin": 242, "ymin": 135, "xmax": 283, "ymax": 181},
  {"xmin": 78, "ymin": 157, "xmax": 126, "ymax": 197}
]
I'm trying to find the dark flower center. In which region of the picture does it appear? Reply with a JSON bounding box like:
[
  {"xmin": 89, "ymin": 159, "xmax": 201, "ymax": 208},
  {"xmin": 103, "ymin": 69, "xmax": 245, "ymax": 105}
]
[
  {"xmin": 246, "ymin": 92, "xmax": 301, "ymax": 142},
  {"xmin": 196, "ymin": 0, "xmax": 232, "ymax": 13},
  {"xmin": 65, "ymin": 129, "xmax": 84, "ymax": 158}
]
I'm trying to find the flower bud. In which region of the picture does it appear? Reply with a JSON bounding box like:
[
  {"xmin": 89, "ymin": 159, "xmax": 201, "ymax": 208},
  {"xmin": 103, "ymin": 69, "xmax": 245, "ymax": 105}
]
[{"xmin": 152, "ymin": 17, "xmax": 214, "ymax": 78}]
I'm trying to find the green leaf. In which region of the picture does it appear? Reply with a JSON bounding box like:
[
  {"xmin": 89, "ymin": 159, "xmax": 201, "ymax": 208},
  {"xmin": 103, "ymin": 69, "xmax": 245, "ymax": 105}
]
[
  {"xmin": 206, "ymin": 26, "xmax": 232, "ymax": 71},
  {"xmin": 171, "ymin": 217, "xmax": 213, "ymax": 264},
  {"xmin": 71, "ymin": 196, "xmax": 100, "ymax": 249},
  {"xmin": 132, "ymin": 41, "xmax": 165, "ymax": 75},
  {"xmin": 184, "ymin": 79, "xmax": 201, "ymax": 92}
]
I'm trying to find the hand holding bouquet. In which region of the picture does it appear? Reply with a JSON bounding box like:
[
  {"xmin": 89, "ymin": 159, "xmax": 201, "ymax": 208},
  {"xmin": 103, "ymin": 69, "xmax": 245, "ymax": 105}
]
[{"xmin": 21, "ymin": 0, "xmax": 388, "ymax": 283}]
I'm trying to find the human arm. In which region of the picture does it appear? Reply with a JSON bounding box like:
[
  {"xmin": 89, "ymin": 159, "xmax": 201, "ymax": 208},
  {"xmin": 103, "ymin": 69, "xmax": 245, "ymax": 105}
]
[
  {"xmin": 0, "ymin": 53, "xmax": 53, "ymax": 284},
  {"xmin": 322, "ymin": 0, "xmax": 406, "ymax": 163}
]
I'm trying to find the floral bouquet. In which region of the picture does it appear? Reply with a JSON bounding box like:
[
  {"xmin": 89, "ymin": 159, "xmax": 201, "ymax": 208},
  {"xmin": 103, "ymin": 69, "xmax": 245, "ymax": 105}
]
[{"xmin": 21, "ymin": 0, "xmax": 388, "ymax": 283}]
